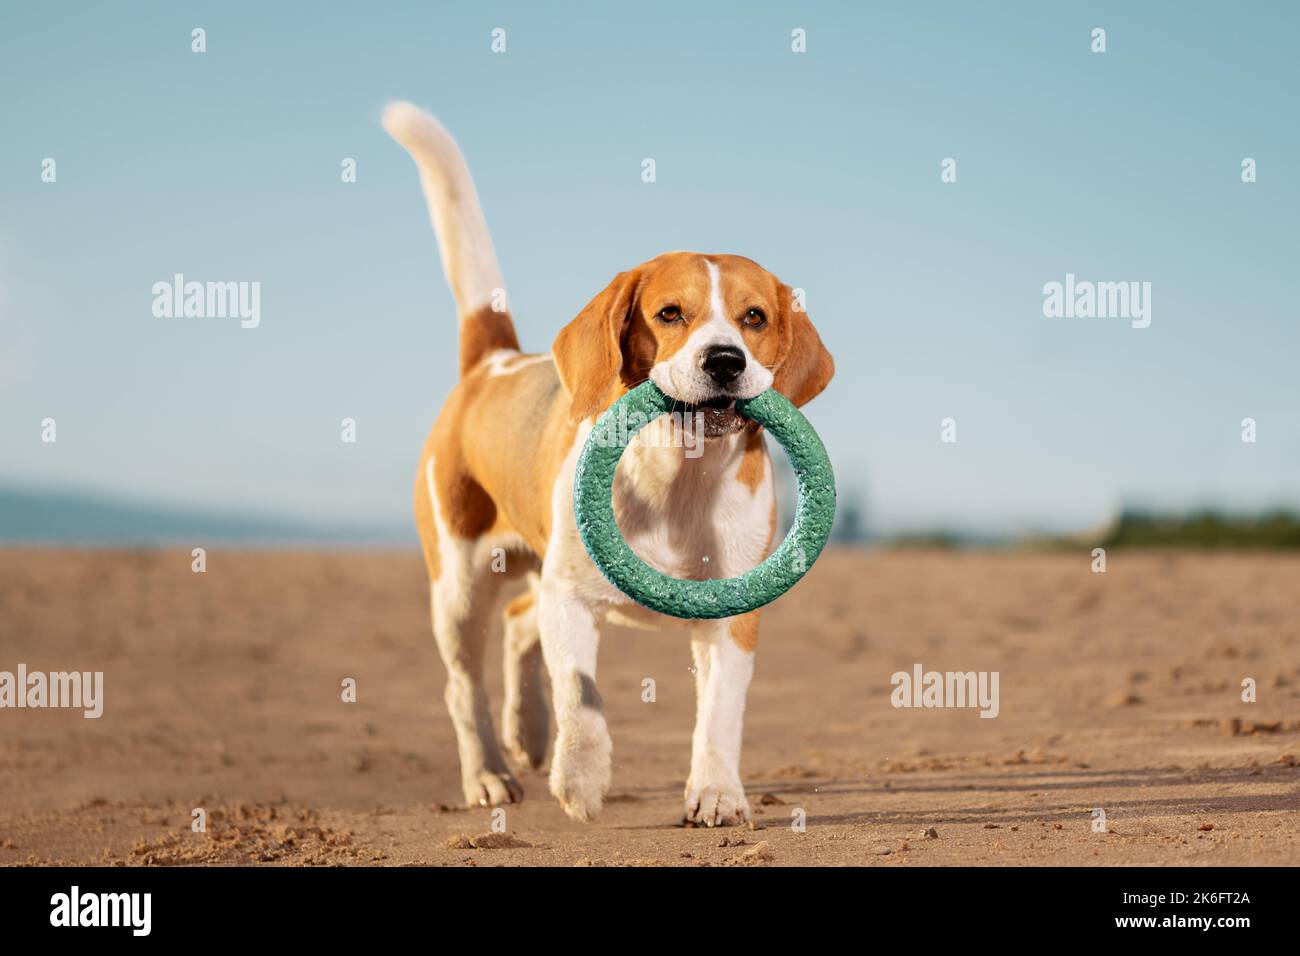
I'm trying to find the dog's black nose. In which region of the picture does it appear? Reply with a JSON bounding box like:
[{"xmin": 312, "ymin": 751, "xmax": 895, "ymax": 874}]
[{"xmin": 700, "ymin": 345, "xmax": 746, "ymax": 386}]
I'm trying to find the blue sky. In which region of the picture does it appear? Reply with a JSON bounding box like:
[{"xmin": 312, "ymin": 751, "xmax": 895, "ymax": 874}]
[{"xmin": 1, "ymin": 1, "xmax": 1296, "ymax": 540}]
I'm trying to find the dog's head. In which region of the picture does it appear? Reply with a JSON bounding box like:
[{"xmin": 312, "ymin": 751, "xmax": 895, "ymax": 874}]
[{"xmin": 552, "ymin": 252, "xmax": 833, "ymax": 436}]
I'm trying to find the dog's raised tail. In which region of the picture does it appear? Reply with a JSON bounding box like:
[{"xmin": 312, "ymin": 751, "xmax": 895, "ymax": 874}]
[{"xmin": 383, "ymin": 102, "xmax": 518, "ymax": 375}]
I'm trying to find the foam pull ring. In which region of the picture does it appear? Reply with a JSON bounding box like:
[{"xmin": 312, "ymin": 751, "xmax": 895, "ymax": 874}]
[{"xmin": 573, "ymin": 381, "xmax": 836, "ymax": 620}]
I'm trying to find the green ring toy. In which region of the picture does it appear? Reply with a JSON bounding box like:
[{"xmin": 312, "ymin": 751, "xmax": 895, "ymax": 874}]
[{"xmin": 573, "ymin": 381, "xmax": 836, "ymax": 620}]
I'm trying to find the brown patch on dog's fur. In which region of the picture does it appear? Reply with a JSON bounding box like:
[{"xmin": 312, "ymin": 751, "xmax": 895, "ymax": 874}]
[
  {"xmin": 771, "ymin": 286, "xmax": 834, "ymax": 407},
  {"xmin": 736, "ymin": 426, "xmax": 767, "ymax": 492},
  {"xmin": 459, "ymin": 306, "xmax": 519, "ymax": 376},
  {"xmin": 439, "ymin": 466, "xmax": 498, "ymax": 539},
  {"xmin": 552, "ymin": 271, "xmax": 643, "ymax": 421},
  {"xmin": 729, "ymin": 612, "xmax": 760, "ymax": 652},
  {"xmin": 415, "ymin": 355, "xmax": 578, "ymax": 564},
  {"xmin": 503, "ymin": 588, "xmax": 535, "ymax": 619}
]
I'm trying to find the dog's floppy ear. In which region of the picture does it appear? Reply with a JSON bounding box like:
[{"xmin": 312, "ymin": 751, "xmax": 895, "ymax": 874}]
[
  {"xmin": 773, "ymin": 283, "xmax": 834, "ymax": 406},
  {"xmin": 553, "ymin": 268, "xmax": 640, "ymax": 421}
]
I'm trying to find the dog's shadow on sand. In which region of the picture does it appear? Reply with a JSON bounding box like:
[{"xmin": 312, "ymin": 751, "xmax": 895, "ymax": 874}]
[{"xmin": 603, "ymin": 764, "xmax": 1299, "ymax": 829}]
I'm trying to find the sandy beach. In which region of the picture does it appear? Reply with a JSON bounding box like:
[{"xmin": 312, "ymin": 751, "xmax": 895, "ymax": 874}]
[{"xmin": 1, "ymin": 547, "xmax": 1297, "ymax": 866}]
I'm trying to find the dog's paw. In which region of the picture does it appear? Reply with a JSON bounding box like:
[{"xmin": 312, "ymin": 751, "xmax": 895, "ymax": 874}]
[
  {"xmin": 548, "ymin": 730, "xmax": 611, "ymax": 823},
  {"xmin": 683, "ymin": 779, "xmax": 751, "ymax": 827},
  {"xmin": 462, "ymin": 768, "xmax": 523, "ymax": 808},
  {"xmin": 550, "ymin": 774, "xmax": 605, "ymax": 822}
]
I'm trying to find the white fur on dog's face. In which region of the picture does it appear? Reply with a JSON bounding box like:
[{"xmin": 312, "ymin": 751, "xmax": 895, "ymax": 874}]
[{"xmin": 649, "ymin": 261, "xmax": 774, "ymax": 404}]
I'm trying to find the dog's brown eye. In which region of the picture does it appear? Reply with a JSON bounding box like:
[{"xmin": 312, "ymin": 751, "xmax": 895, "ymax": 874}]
[
  {"xmin": 656, "ymin": 306, "xmax": 682, "ymax": 323},
  {"xmin": 742, "ymin": 308, "xmax": 767, "ymax": 329}
]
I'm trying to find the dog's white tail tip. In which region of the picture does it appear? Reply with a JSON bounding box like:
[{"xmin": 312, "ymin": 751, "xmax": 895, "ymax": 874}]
[
  {"xmin": 382, "ymin": 101, "xmax": 446, "ymax": 149},
  {"xmin": 383, "ymin": 101, "xmax": 506, "ymax": 322}
]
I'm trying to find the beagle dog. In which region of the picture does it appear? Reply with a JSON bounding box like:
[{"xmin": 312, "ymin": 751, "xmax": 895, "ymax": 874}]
[{"xmin": 384, "ymin": 103, "xmax": 833, "ymax": 826}]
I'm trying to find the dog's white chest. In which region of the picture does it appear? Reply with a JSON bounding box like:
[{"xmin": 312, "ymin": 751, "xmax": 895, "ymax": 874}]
[
  {"xmin": 549, "ymin": 422, "xmax": 775, "ymax": 617},
  {"xmin": 610, "ymin": 438, "xmax": 773, "ymax": 582}
]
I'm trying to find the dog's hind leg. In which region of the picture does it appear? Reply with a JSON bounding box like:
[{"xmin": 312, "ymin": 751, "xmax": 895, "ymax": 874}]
[
  {"xmin": 417, "ymin": 455, "xmax": 522, "ymax": 808},
  {"xmin": 428, "ymin": 540, "xmax": 522, "ymax": 807},
  {"xmin": 501, "ymin": 573, "xmax": 549, "ymax": 770}
]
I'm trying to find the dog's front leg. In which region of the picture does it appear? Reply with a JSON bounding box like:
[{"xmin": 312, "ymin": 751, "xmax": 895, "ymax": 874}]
[
  {"xmin": 684, "ymin": 613, "xmax": 757, "ymax": 826},
  {"xmin": 538, "ymin": 583, "xmax": 611, "ymax": 822}
]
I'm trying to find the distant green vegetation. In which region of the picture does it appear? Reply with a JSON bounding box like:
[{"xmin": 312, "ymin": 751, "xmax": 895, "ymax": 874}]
[{"xmin": 1098, "ymin": 509, "xmax": 1300, "ymax": 549}]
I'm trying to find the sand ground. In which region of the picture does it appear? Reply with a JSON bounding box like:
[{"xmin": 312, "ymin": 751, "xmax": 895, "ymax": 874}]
[{"xmin": 1, "ymin": 548, "xmax": 1297, "ymax": 867}]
